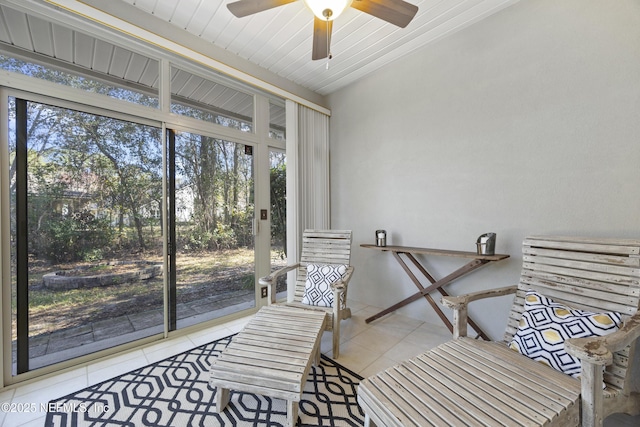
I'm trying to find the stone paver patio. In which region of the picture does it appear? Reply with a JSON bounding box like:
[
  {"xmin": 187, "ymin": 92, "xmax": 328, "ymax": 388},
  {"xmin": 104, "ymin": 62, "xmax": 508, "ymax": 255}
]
[{"xmin": 17, "ymin": 289, "xmax": 255, "ymax": 371}]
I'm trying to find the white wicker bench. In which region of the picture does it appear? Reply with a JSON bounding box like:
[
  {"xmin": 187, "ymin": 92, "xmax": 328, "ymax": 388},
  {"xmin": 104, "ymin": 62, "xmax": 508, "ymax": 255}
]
[
  {"xmin": 209, "ymin": 305, "xmax": 327, "ymax": 427},
  {"xmin": 358, "ymin": 236, "xmax": 640, "ymax": 427}
]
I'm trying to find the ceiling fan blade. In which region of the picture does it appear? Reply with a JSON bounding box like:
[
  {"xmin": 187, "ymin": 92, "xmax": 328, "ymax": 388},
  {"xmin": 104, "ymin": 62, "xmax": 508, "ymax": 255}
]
[
  {"xmin": 227, "ymin": 0, "xmax": 297, "ymax": 18},
  {"xmin": 312, "ymin": 17, "xmax": 333, "ymax": 60},
  {"xmin": 351, "ymin": 0, "xmax": 418, "ymax": 28}
]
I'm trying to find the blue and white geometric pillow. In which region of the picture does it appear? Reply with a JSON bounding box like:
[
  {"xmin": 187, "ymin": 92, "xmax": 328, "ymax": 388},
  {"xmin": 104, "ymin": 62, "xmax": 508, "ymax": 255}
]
[
  {"xmin": 301, "ymin": 264, "xmax": 348, "ymax": 307},
  {"xmin": 509, "ymin": 290, "xmax": 622, "ymax": 379}
]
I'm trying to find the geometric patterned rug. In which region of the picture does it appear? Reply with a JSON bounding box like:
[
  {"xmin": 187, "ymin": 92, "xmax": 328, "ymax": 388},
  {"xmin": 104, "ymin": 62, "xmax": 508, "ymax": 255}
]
[{"xmin": 44, "ymin": 334, "xmax": 365, "ymax": 426}]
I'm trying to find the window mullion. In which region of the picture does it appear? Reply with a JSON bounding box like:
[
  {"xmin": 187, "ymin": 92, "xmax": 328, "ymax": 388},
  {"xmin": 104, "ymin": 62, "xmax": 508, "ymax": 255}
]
[{"xmin": 15, "ymin": 98, "xmax": 29, "ymax": 374}]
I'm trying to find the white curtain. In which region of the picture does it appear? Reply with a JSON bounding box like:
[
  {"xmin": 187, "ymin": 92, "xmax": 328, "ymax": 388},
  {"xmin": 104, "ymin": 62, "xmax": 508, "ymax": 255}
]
[
  {"xmin": 297, "ymin": 104, "xmax": 330, "ymax": 229},
  {"xmin": 285, "ymin": 101, "xmax": 330, "ymax": 299}
]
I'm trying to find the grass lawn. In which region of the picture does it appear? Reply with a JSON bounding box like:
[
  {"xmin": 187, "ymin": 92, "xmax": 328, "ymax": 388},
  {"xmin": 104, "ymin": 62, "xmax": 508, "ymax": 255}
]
[{"xmin": 14, "ymin": 248, "xmax": 262, "ymax": 339}]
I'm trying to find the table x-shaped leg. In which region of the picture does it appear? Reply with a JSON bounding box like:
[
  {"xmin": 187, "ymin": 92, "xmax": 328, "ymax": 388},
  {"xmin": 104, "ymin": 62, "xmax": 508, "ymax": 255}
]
[{"xmin": 365, "ymin": 251, "xmax": 491, "ymax": 340}]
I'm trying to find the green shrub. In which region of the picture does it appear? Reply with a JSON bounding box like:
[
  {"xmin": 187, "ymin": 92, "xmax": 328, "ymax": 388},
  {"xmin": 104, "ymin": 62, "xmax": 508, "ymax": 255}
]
[
  {"xmin": 38, "ymin": 210, "xmax": 113, "ymax": 263},
  {"xmin": 179, "ymin": 223, "xmax": 238, "ymax": 252}
]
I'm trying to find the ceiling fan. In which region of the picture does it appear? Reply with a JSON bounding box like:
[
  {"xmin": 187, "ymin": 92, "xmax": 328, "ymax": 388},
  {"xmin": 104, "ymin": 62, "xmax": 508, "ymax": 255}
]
[{"xmin": 226, "ymin": 0, "xmax": 419, "ymax": 61}]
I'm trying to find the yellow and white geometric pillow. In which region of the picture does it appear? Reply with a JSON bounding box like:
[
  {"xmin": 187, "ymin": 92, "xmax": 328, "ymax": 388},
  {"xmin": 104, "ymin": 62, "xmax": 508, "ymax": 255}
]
[{"xmin": 509, "ymin": 290, "xmax": 622, "ymax": 378}]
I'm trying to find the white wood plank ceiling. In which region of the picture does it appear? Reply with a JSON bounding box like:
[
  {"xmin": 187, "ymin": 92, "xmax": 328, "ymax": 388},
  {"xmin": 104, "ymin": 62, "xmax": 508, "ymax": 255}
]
[
  {"xmin": 0, "ymin": 4, "xmax": 267, "ymax": 124},
  {"xmin": 120, "ymin": 0, "xmax": 520, "ymax": 95},
  {"xmin": 0, "ymin": 0, "xmax": 520, "ymax": 97}
]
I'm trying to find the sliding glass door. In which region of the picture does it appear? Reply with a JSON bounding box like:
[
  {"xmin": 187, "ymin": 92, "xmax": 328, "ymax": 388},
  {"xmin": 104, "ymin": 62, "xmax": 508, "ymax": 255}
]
[
  {"xmin": 8, "ymin": 97, "xmax": 259, "ymax": 374},
  {"xmin": 170, "ymin": 129, "xmax": 256, "ymax": 329},
  {"xmin": 9, "ymin": 97, "xmax": 163, "ymax": 373},
  {"xmin": 269, "ymin": 149, "xmax": 287, "ymax": 300},
  {"xmin": 4, "ymin": 78, "xmax": 278, "ymax": 381}
]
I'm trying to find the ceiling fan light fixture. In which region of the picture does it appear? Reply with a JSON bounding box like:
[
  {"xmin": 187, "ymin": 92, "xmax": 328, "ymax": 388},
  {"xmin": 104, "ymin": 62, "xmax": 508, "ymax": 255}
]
[
  {"xmin": 303, "ymin": 0, "xmax": 353, "ymax": 21},
  {"xmin": 226, "ymin": 0, "xmax": 418, "ymax": 61}
]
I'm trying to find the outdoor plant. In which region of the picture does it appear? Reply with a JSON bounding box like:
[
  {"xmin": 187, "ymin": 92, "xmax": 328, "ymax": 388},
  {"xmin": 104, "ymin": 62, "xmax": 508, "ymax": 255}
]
[{"xmin": 38, "ymin": 210, "xmax": 113, "ymax": 263}]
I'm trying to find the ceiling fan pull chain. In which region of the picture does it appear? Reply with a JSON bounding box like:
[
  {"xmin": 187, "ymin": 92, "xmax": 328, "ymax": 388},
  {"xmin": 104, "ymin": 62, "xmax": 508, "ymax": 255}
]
[{"xmin": 326, "ymin": 15, "xmax": 331, "ymax": 69}]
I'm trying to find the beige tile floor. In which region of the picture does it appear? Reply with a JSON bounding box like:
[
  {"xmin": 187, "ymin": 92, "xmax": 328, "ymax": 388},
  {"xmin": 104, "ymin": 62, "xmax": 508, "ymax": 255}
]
[{"xmin": 0, "ymin": 301, "xmax": 638, "ymax": 426}]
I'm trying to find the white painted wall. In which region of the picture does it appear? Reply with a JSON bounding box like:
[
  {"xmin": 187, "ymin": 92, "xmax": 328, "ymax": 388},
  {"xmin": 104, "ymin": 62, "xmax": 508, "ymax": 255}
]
[{"xmin": 328, "ymin": 0, "xmax": 640, "ymax": 340}]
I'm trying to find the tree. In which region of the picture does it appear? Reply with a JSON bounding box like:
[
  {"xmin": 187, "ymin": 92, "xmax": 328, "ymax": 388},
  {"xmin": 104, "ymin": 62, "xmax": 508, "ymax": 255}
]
[
  {"xmin": 4, "ymin": 57, "xmax": 163, "ymax": 260},
  {"xmin": 65, "ymin": 114, "xmax": 162, "ymax": 250},
  {"xmin": 4, "ymin": 56, "xmax": 258, "ymax": 257},
  {"xmin": 270, "ymin": 161, "xmax": 286, "ymax": 257},
  {"xmin": 10, "ymin": 99, "xmax": 162, "ymax": 261}
]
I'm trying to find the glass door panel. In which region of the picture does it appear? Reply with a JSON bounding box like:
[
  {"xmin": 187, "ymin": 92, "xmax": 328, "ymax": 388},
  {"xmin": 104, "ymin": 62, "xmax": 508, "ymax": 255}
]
[
  {"xmin": 269, "ymin": 149, "xmax": 287, "ymax": 300},
  {"xmin": 9, "ymin": 98, "xmax": 163, "ymax": 374},
  {"xmin": 172, "ymin": 131, "xmax": 255, "ymax": 328}
]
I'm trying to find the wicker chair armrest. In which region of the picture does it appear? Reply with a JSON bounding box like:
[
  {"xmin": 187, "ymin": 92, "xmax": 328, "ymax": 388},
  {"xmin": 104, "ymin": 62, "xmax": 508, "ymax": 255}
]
[
  {"xmin": 564, "ymin": 311, "xmax": 640, "ymax": 427},
  {"xmin": 565, "ymin": 310, "xmax": 640, "ymax": 366},
  {"xmin": 441, "ymin": 285, "xmax": 518, "ymax": 310},
  {"xmin": 442, "ymin": 285, "xmax": 517, "ymax": 339},
  {"xmin": 330, "ymin": 266, "xmax": 355, "ymax": 293},
  {"xmin": 258, "ymin": 263, "xmax": 301, "ymax": 286}
]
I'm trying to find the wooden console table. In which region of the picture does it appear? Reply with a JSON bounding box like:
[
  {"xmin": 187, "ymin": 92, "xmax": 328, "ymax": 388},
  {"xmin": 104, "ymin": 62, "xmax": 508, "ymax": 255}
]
[{"xmin": 361, "ymin": 244, "xmax": 509, "ymax": 340}]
